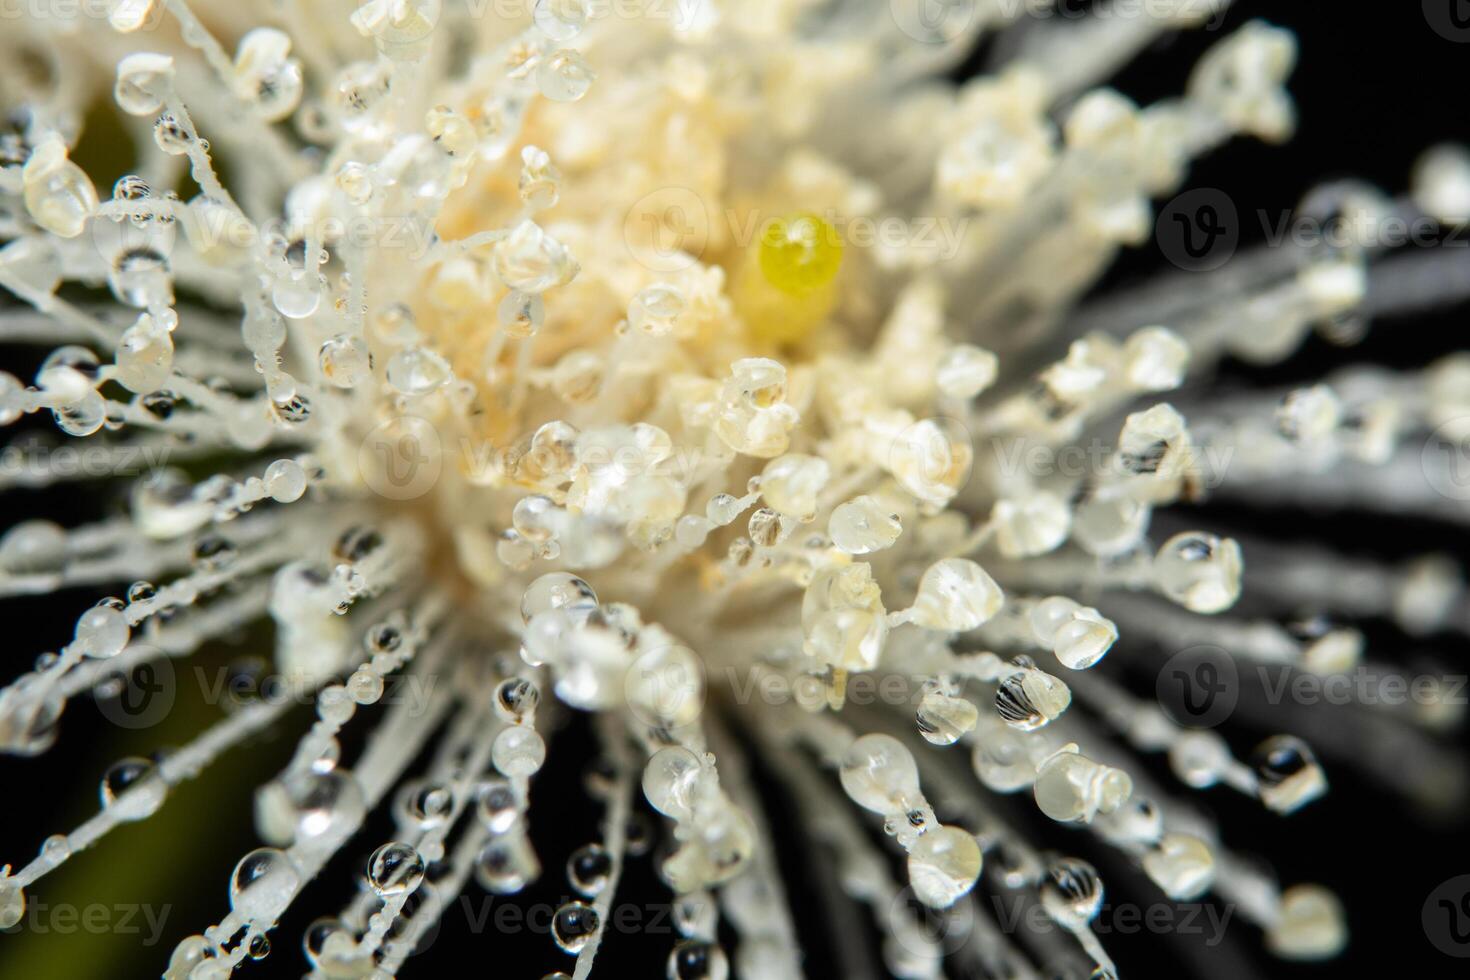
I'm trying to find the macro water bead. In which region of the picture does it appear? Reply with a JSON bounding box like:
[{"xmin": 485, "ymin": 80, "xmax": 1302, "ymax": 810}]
[{"xmin": 0, "ymin": 2, "xmax": 1460, "ymax": 978}]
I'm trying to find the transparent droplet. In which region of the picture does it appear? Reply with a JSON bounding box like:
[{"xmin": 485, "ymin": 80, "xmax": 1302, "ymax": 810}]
[
  {"xmin": 498, "ymin": 290, "xmax": 545, "ymax": 338},
  {"xmin": 907, "ymin": 825, "xmax": 982, "ymax": 908},
  {"xmin": 191, "ymin": 533, "xmax": 237, "ymax": 572},
  {"xmin": 536, "ymin": 49, "xmax": 596, "ymax": 103},
  {"xmin": 839, "ymin": 734, "xmax": 922, "ymax": 816},
  {"xmin": 23, "ymin": 140, "xmax": 98, "ymax": 239},
  {"xmin": 642, "ymin": 746, "xmax": 704, "ymax": 821},
  {"xmin": 114, "ymin": 52, "xmax": 173, "ymax": 113},
  {"xmin": 232, "ymin": 28, "xmax": 304, "ymax": 123},
  {"xmin": 246, "ymin": 933, "xmax": 271, "ymax": 960},
  {"xmin": 991, "ymin": 492, "xmax": 1070, "ymax": 558},
  {"xmin": 229, "ymin": 848, "xmax": 302, "ymax": 924},
  {"xmin": 100, "ymin": 756, "xmax": 167, "ymax": 820},
  {"xmin": 386, "ymin": 346, "xmax": 452, "ymax": 395},
  {"xmin": 1154, "ymin": 532, "xmax": 1243, "ymax": 613},
  {"xmin": 477, "ymin": 779, "xmax": 520, "ymax": 834},
  {"xmin": 475, "ymin": 837, "xmax": 538, "ymax": 894},
  {"xmin": 916, "ymin": 691, "xmax": 978, "ymax": 746},
  {"xmin": 0, "ymin": 520, "xmax": 67, "ymax": 582},
  {"xmin": 495, "ymin": 677, "xmax": 541, "ymax": 723},
  {"xmin": 521, "ymin": 572, "xmax": 598, "ymax": 624},
  {"xmin": 667, "ymin": 940, "xmax": 730, "ymax": 980},
  {"xmin": 1040, "ymin": 857, "xmax": 1103, "ymax": 930},
  {"xmin": 1050, "ymin": 605, "xmax": 1117, "ymax": 670},
  {"xmin": 995, "ymin": 662, "xmax": 1071, "ymax": 731},
  {"xmin": 909, "ymin": 558, "xmax": 1003, "ymax": 631},
  {"xmin": 163, "ymin": 935, "xmax": 216, "ymax": 980},
  {"xmin": 567, "ymin": 843, "xmax": 611, "ymax": 896},
  {"xmin": 533, "ymin": 0, "xmax": 588, "ymax": 41},
  {"xmin": 257, "ymin": 769, "xmax": 365, "ymax": 852},
  {"xmin": 347, "ymin": 667, "xmax": 383, "ymax": 704},
  {"xmin": 1033, "ymin": 746, "xmax": 1132, "ymax": 824},
  {"xmin": 493, "ymin": 725, "xmax": 546, "ymax": 778},
  {"xmin": 1252, "ymin": 735, "xmax": 1327, "ymax": 814},
  {"xmin": 368, "ymin": 841, "xmax": 426, "ymax": 897},
  {"xmin": 318, "ymin": 335, "xmax": 371, "ymax": 388},
  {"xmin": 271, "ymin": 270, "xmax": 320, "ymax": 320},
  {"xmin": 552, "ymin": 901, "xmax": 600, "ymax": 954},
  {"xmin": 629, "ymin": 283, "xmax": 685, "ymax": 336},
  {"xmin": 828, "ymin": 496, "xmax": 903, "ymax": 554},
  {"xmin": 373, "ymin": 302, "xmax": 419, "ymax": 344},
  {"xmin": 75, "ymin": 604, "xmax": 130, "ymax": 658},
  {"xmin": 264, "ymin": 459, "xmax": 308, "ymax": 503},
  {"xmin": 152, "ymin": 114, "xmax": 193, "ymax": 156},
  {"xmin": 53, "ymin": 391, "xmax": 107, "ymax": 437}
]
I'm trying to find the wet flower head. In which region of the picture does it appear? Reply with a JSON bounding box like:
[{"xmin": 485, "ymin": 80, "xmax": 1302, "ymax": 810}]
[{"xmin": 0, "ymin": 0, "xmax": 1466, "ymax": 977}]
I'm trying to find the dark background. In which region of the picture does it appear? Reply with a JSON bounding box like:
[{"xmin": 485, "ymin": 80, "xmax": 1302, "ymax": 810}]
[{"xmin": 2, "ymin": 1, "xmax": 1468, "ymax": 977}]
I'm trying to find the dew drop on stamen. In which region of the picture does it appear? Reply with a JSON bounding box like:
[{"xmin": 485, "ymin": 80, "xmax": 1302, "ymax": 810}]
[
  {"xmin": 475, "ymin": 837, "xmax": 537, "ymax": 895},
  {"xmin": 229, "ymin": 848, "xmax": 302, "ymax": 925},
  {"xmin": 907, "ymin": 825, "xmax": 983, "ymax": 908},
  {"xmin": 318, "ymin": 334, "xmax": 371, "ymax": 388},
  {"xmin": 1252, "ymin": 735, "xmax": 1328, "ymax": 814},
  {"xmin": 552, "ymin": 900, "xmax": 600, "ymax": 954},
  {"xmin": 533, "ymin": 0, "xmax": 587, "ymax": 41},
  {"xmin": 100, "ymin": 756, "xmax": 167, "ymax": 820},
  {"xmin": 495, "ymin": 677, "xmax": 540, "ymax": 723},
  {"xmin": 477, "ymin": 779, "xmax": 519, "ymax": 834},
  {"xmin": 493, "ymin": 725, "xmax": 546, "ymax": 777},
  {"xmin": 916, "ymin": 691, "xmax": 978, "ymax": 746},
  {"xmin": 668, "ymin": 940, "xmax": 730, "ymax": 980},
  {"xmin": 368, "ymin": 841, "xmax": 426, "ymax": 897},
  {"xmin": 537, "ymin": 49, "xmax": 596, "ymax": 103},
  {"xmin": 567, "ymin": 843, "xmax": 611, "ymax": 896}
]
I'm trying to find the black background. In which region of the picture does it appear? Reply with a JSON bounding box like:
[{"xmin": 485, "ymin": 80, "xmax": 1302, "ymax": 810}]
[{"xmin": 2, "ymin": 2, "xmax": 1468, "ymax": 978}]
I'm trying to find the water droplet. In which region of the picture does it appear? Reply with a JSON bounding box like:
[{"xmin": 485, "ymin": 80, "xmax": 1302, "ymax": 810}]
[
  {"xmin": 229, "ymin": 848, "xmax": 301, "ymax": 924},
  {"xmin": 477, "ymin": 780, "xmax": 519, "ymax": 834},
  {"xmin": 75, "ymin": 604, "xmax": 130, "ymax": 658},
  {"xmin": 368, "ymin": 841, "xmax": 426, "ymax": 897},
  {"xmin": 495, "ymin": 677, "xmax": 540, "ymax": 723},
  {"xmin": 492, "ymin": 726, "xmax": 546, "ymax": 778},
  {"xmin": 100, "ymin": 757, "xmax": 167, "ymax": 821},
  {"xmin": 533, "ymin": 0, "xmax": 587, "ymax": 41},
  {"xmin": 567, "ymin": 843, "xmax": 611, "ymax": 896},
  {"xmin": 552, "ymin": 901, "xmax": 600, "ymax": 954},
  {"xmin": 667, "ymin": 940, "xmax": 730, "ymax": 980},
  {"xmin": 536, "ymin": 49, "xmax": 596, "ymax": 103},
  {"xmin": 407, "ymin": 782, "xmax": 455, "ymax": 829},
  {"xmin": 318, "ymin": 334, "xmax": 371, "ymax": 388},
  {"xmin": 1252, "ymin": 735, "xmax": 1327, "ymax": 814}
]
